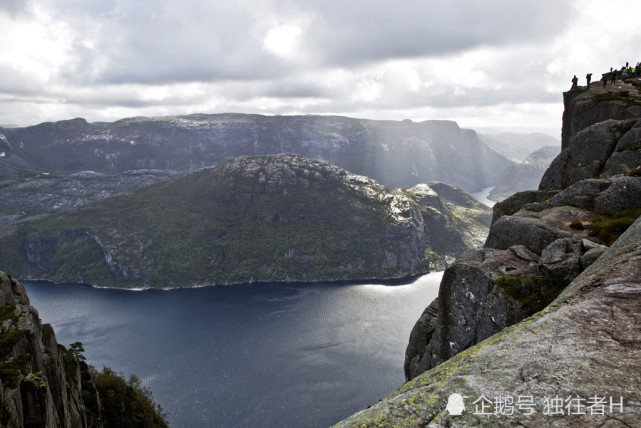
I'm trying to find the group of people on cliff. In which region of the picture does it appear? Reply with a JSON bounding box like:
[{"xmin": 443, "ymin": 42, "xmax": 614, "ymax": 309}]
[{"xmin": 570, "ymin": 61, "xmax": 640, "ymax": 90}]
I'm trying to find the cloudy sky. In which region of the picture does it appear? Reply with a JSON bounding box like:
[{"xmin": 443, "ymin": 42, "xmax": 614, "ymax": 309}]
[{"xmin": 0, "ymin": 0, "xmax": 639, "ymax": 135}]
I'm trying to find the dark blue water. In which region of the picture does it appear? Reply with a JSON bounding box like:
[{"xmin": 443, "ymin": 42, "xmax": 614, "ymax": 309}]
[{"xmin": 23, "ymin": 273, "xmax": 441, "ymax": 428}]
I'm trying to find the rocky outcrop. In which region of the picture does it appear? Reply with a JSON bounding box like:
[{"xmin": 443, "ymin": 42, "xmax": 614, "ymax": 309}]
[
  {"xmin": 334, "ymin": 215, "xmax": 641, "ymax": 427},
  {"xmin": 603, "ymin": 117, "xmax": 641, "ymax": 177},
  {"xmin": 331, "ymin": 77, "xmax": 641, "ymax": 427},
  {"xmin": 406, "ymin": 164, "xmax": 641, "ymax": 384},
  {"xmin": 404, "ymin": 176, "xmax": 631, "ymax": 380},
  {"xmin": 541, "ymin": 85, "xmax": 641, "ymax": 189},
  {"xmin": 401, "ymin": 81, "xmax": 641, "ymax": 386},
  {"xmin": 0, "ymin": 114, "xmax": 513, "ymax": 193},
  {"xmin": 488, "ymin": 145, "xmax": 560, "ymax": 201},
  {"xmin": 0, "ymin": 270, "xmax": 95, "ymax": 427},
  {"xmin": 0, "ymin": 154, "xmax": 490, "ymax": 288},
  {"xmin": 540, "ymin": 118, "xmax": 636, "ymax": 190},
  {"xmin": 403, "ymin": 232, "xmax": 597, "ymax": 381},
  {"xmin": 0, "ymin": 271, "xmax": 167, "ymax": 427}
]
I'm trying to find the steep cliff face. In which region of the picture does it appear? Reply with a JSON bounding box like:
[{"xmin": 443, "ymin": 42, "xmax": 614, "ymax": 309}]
[
  {"xmin": 0, "ymin": 154, "xmax": 490, "ymax": 288},
  {"xmin": 337, "ymin": 80, "xmax": 641, "ymax": 428},
  {"xmin": 0, "ymin": 114, "xmax": 513, "ymax": 192},
  {"xmin": 541, "ymin": 86, "xmax": 641, "ymax": 190},
  {"xmin": 403, "ymin": 82, "xmax": 641, "ymax": 383},
  {"xmin": 0, "ymin": 271, "xmax": 168, "ymax": 427}
]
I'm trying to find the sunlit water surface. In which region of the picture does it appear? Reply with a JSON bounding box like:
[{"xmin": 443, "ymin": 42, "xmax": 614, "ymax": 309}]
[{"xmin": 24, "ymin": 272, "xmax": 441, "ymax": 427}]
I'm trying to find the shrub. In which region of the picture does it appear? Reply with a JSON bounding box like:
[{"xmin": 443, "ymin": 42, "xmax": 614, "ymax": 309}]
[
  {"xmin": 93, "ymin": 366, "xmax": 169, "ymax": 428},
  {"xmin": 590, "ymin": 208, "xmax": 641, "ymax": 245},
  {"xmin": 495, "ymin": 275, "xmax": 566, "ymax": 314}
]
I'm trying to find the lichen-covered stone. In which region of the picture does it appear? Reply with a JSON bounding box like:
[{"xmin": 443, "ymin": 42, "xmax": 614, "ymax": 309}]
[
  {"xmin": 335, "ymin": 216, "xmax": 641, "ymax": 427},
  {"xmin": 580, "ymin": 246, "xmax": 606, "ymax": 269},
  {"xmin": 538, "ymin": 238, "xmax": 584, "ymax": 283},
  {"xmin": 485, "ymin": 205, "xmax": 593, "ymax": 254}
]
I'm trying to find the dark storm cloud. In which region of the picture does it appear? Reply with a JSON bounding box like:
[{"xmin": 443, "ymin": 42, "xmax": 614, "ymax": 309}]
[
  {"xmin": 297, "ymin": 0, "xmax": 571, "ymax": 66},
  {"xmin": 0, "ymin": 0, "xmax": 588, "ymax": 127},
  {"xmin": 0, "ymin": 0, "xmax": 31, "ymax": 16},
  {"xmin": 51, "ymin": 0, "xmax": 572, "ymax": 86},
  {"xmin": 55, "ymin": 1, "xmax": 289, "ymax": 85}
]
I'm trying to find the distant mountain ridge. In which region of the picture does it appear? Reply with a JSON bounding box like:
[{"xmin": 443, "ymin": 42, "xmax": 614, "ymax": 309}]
[
  {"xmin": 479, "ymin": 131, "xmax": 560, "ymax": 162},
  {"xmin": 487, "ymin": 145, "xmax": 561, "ymax": 201},
  {"xmin": 0, "ymin": 113, "xmax": 513, "ymax": 192}
]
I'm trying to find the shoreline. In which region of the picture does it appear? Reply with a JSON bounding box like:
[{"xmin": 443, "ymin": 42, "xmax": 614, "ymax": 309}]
[{"xmin": 18, "ymin": 270, "xmax": 440, "ymax": 292}]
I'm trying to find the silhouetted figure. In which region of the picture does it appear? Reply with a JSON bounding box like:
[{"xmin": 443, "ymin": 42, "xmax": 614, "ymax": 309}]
[
  {"xmin": 571, "ymin": 75, "xmax": 578, "ymax": 89},
  {"xmin": 611, "ymin": 71, "xmax": 616, "ymax": 85},
  {"xmin": 586, "ymin": 73, "xmax": 592, "ymax": 89},
  {"xmin": 602, "ymin": 73, "xmax": 608, "ymax": 87}
]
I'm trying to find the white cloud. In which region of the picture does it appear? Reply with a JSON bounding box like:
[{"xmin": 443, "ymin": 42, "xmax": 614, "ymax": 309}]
[
  {"xmin": 0, "ymin": 0, "xmax": 639, "ymax": 134},
  {"xmin": 263, "ymin": 25, "xmax": 303, "ymax": 57}
]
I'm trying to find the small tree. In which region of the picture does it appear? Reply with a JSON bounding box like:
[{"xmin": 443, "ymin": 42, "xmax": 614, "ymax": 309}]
[{"xmin": 69, "ymin": 341, "xmax": 86, "ymax": 362}]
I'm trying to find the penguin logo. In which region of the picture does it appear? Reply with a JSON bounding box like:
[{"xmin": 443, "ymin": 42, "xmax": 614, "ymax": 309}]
[{"xmin": 446, "ymin": 393, "xmax": 465, "ymax": 416}]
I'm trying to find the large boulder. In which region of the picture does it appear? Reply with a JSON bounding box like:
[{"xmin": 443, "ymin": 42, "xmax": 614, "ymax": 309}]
[
  {"xmin": 485, "ymin": 206, "xmax": 593, "ymax": 254},
  {"xmin": 603, "ymin": 118, "xmax": 641, "ymax": 176},
  {"xmin": 540, "ymin": 119, "xmax": 636, "ymax": 190}
]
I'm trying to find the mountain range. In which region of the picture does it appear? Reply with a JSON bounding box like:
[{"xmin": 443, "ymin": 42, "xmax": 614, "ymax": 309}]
[{"xmin": 0, "ymin": 114, "xmax": 513, "ymax": 193}]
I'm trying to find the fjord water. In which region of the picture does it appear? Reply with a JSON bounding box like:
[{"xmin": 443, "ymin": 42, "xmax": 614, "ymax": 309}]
[
  {"xmin": 470, "ymin": 186, "xmax": 495, "ymax": 209},
  {"xmin": 24, "ymin": 273, "xmax": 441, "ymax": 427}
]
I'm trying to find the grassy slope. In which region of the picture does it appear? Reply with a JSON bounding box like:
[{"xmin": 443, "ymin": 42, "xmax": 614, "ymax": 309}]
[{"xmin": 0, "ymin": 157, "xmax": 403, "ymax": 287}]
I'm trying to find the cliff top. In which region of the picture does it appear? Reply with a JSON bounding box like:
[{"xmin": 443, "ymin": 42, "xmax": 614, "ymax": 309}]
[{"xmin": 569, "ymin": 74, "xmax": 641, "ymax": 103}]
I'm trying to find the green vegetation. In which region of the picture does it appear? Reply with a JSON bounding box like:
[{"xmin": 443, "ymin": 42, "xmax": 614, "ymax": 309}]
[
  {"xmin": 0, "ymin": 354, "xmax": 32, "ymax": 388},
  {"xmin": 617, "ymin": 143, "xmax": 641, "ymax": 152},
  {"xmin": 60, "ymin": 344, "xmax": 80, "ymax": 385},
  {"xmin": 0, "ymin": 304, "xmax": 31, "ymax": 388},
  {"xmin": 60, "ymin": 341, "xmax": 168, "ymax": 426},
  {"xmin": 590, "ymin": 208, "xmax": 641, "ymax": 245},
  {"xmin": 92, "ymin": 367, "xmax": 169, "ymax": 428},
  {"xmin": 69, "ymin": 341, "xmax": 86, "ymax": 362},
  {"xmin": 0, "ymin": 157, "xmax": 448, "ymax": 287},
  {"xmin": 495, "ymin": 274, "xmax": 566, "ymax": 313}
]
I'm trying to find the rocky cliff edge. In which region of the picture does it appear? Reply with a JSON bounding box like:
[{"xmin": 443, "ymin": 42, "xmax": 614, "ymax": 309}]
[
  {"xmin": 0, "ymin": 271, "xmax": 168, "ymax": 427},
  {"xmin": 335, "ymin": 79, "xmax": 641, "ymax": 426},
  {"xmin": 335, "ymin": 214, "xmax": 641, "ymax": 427}
]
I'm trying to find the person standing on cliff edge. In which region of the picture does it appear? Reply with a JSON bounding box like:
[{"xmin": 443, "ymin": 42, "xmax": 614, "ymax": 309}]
[
  {"xmin": 571, "ymin": 75, "xmax": 578, "ymax": 89},
  {"xmin": 611, "ymin": 68, "xmax": 617, "ymax": 85},
  {"xmin": 586, "ymin": 73, "xmax": 592, "ymax": 89}
]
